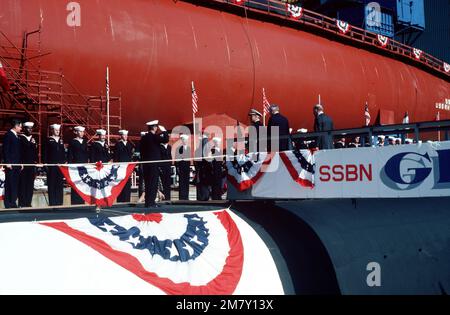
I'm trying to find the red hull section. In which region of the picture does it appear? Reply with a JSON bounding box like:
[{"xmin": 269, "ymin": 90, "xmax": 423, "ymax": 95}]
[{"xmin": 1, "ymin": 0, "xmax": 449, "ymax": 133}]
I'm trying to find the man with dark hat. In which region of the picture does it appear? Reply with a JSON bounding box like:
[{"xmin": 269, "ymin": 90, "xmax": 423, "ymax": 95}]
[
  {"xmin": 114, "ymin": 129, "xmax": 134, "ymax": 202},
  {"xmin": 90, "ymin": 129, "xmax": 111, "ymax": 163},
  {"xmin": 141, "ymin": 120, "xmax": 165, "ymax": 207},
  {"xmin": 175, "ymin": 134, "xmax": 191, "ymax": 200},
  {"xmin": 268, "ymin": 104, "xmax": 291, "ymax": 151},
  {"xmin": 44, "ymin": 124, "xmax": 66, "ymax": 206},
  {"xmin": 158, "ymin": 127, "xmax": 172, "ymax": 201},
  {"xmin": 67, "ymin": 126, "xmax": 89, "ymax": 205},
  {"xmin": 2, "ymin": 119, "xmax": 22, "ymax": 208},
  {"xmin": 18, "ymin": 122, "xmax": 38, "ymax": 207},
  {"xmin": 247, "ymin": 108, "xmax": 264, "ymax": 153}
]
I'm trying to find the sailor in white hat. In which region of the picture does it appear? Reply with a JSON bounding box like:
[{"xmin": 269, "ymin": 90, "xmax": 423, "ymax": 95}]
[
  {"xmin": 90, "ymin": 129, "xmax": 111, "ymax": 163},
  {"xmin": 68, "ymin": 125, "xmax": 88, "ymax": 205},
  {"xmin": 175, "ymin": 134, "xmax": 191, "ymax": 200},
  {"xmin": 115, "ymin": 129, "xmax": 135, "ymax": 202},
  {"xmin": 141, "ymin": 120, "xmax": 166, "ymax": 207},
  {"xmin": 45, "ymin": 123, "xmax": 66, "ymax": 206},
  {"xmin": 18, "ymin": 122, "xmax": 38, "ymax": 207}
]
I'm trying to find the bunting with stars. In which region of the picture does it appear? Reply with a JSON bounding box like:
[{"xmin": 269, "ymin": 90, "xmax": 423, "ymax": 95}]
[
  {"xmin": 41, "ymin": 210, "xmax": 245, "ymax": 295},
  {"xmin": 279, "ymin": 149, "xmax": 316, "ymax": 188},
  {"xmin": 226, "ymin": 152, "xmax": 274, "ymax": 191},
  {"xmin": 59, "ymin": 161, "xmax": 136, "ymax": 207}
]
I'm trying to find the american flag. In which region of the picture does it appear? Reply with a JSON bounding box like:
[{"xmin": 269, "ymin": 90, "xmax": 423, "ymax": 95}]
[
  {"xmin": 262, "ymin": 88, "xmax": 270, "ymax": 115},
  {"xmin": 364, "ymin": 102, "xmax": 371, "ymax": 126},
  {"xmin": 402, "ymin": 111, "xmax": 410, "ymax": 124},
  {"xmin": 192, "ymin": 81, "xmax": 198, "ymax": 114}
]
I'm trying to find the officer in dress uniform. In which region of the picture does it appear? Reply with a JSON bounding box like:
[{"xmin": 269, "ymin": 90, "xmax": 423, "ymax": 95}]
[
  {"xmin": 247, "ymin": 109, "xmax": 264, "ymax": 153},
  {"xmin": 158, "ymin": 127, "xmax": 172, "ymax": 201},
  {"xmin": 175, "ymin": 134, "xmax": 191, "ymax": 200},
  {"xmin": 90, "ymin": 129, "xmax": 111, "ymax": 163},
  {"xmin": 141, "ymin": 120, "xmax": 165, "ymax": 208},
  {"xmin": 18, "ymin": 122, "xmax": 38, "ymax": 207},
  {"xmin": 114, "ymin": 129, "xmax": 134, "ymax": 202},
  {"xmin": 67, "ymin": 126, "xmax": 89, "ymax": 205},
  {"xmin": 211, "ymin": 137, "xmax": 225, "ymax": 200},
  {"xmin": 2, "ymin": 119, "xmax": 22, "ymax": 208},
  {"xmin": 44, "ymin": 124, "xmax": 66, "ymax": 206}
]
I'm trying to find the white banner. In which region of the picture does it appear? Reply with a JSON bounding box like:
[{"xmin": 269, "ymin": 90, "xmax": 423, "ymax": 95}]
[{"xmin": 229, "ymin": 142, "xmax": 450, "ymax": 199}]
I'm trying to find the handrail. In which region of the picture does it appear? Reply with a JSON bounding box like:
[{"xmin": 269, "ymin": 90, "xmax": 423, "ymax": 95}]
[{"xmin": 200, "ymin": 0, "xmax": 449, "ymax": 78}]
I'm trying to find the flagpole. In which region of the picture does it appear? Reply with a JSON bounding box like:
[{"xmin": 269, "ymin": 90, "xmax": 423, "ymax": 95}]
[
  {"xmin": 319, "ymin": 94, "xmax": 321, "ymax": 105},
  {"xmin": 192, "ymin": 81, "xmax": 197, "ymax": 152},
  {"xmin": 106, "ymin": 66, "xmax": 110, "ymax": 146}
]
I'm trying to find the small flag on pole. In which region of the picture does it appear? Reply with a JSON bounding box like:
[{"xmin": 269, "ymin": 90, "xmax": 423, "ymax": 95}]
[
  {"xmin": 364, "ymin": 102, "xmax": 371, "ymax": 126},
  {"xmin": 192, "ymin": 81, "xmax": 199, "ymax": 114},
  {"xmin": 402, "ymin": 111, "xmax": 410, "ymax": 124},
  {"xmin": 262, "ymin": 88, "xmax": 270, "ymax": 115}
]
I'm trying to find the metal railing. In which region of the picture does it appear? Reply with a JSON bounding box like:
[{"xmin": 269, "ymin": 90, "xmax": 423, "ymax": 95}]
[{"xmin": 196, "ymin": 0, "xmax": 449, "ymax": 77}]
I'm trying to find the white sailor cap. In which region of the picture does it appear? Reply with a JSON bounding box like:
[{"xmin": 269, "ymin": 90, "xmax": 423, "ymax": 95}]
[
  {"xmin": 23, "ymin": 122, "xmax": 34, "ymax": 128},
  {"xmin": 212, "ymin": 137, "xmax": 222, "ymax": 143},
  {"xmin": 378, "ymin": 135, "xmax": 386, "ymax": 140},
  {"xmin": 140, "ymin": 131, "xmax": 148, "ymax": 137},
  {"xmin": 180, "ymin": 134, "xmax": 189, "ymax": 140},
  {"xmin": 96, "ymin": 129, "xmax": 106, "ymax": 136},
  {"xmin": 297, "ymin": 128, "xmax": 308, "ymax": 133},
  {"xmin": 146, "ymin": 120, "xmax": 159, "ymax": 126},
  {"xmin": 50, "ymin": 124, "xmax": 61, "ymax": 130},
  {"xmin": 74, "ymin": 126, "xmax": 85, "ymax": 132},
  {"xmin": 405, "ymin": 138, "xmax": 413, "ymax": 144},
  {"xmin": 388, "ymin": 136, "xmax": 395, "ymax": 141},
  {"xmin": 158, "ymin": 125, "xmax": 167, "ymax": 132},
  {"xmin": 118, "ymin": 129, "xmax": 128, "ymax": 135},
  {"xmin": 289, "ymin": 128, "xmax": 293, "ymax": 134},
  {"xmin": 202, "ymin": 134, "xmax": 209, "ymax": 139}
]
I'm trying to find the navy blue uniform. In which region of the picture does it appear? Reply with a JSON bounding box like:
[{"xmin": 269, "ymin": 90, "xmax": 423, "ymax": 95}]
[
  {"xmin": 175, "ymin": 145, "xmax": 191, "ymax": 200},
  {"xmin": 67, "ymin": 138, "xmax": 89, "ymax": 204},
  {"xmin": 141, "ymin": 132, "xmax": 164, "ymax": 207},
  {"xmin": 211, "ymin": 147, "xmax": 225, "ymax": 200},
  {"xmin": 314, "ymin": 113, "xmax": 334, "ymax": 150},
  {"xmin": 18, "ymin": 135, "xmax": 38, "ymax": 207},
  {"xmin": 114, "ymin": 140, "xmax": 134, "ymax": 202},
  {"xmin": 268, "ymin": 113, "xmax": 291, "ymax": 151},
  {"xmin": 44, "ymin": 136, "xmax": 66, "ymax": 206},
  {"xmin": 159, "ymin": 140, "xmax": 172, "ymax": 201},
  {"xmin": 90, "ymin": 141, "xmax": 111, "ymax": 163},
  {"xmin": 2, "ymin": 130, "xmax": 21, "ymax": 208},
  {"xmin": 195, "ymin": 138, "xmax": 213, "ymax": 201}
]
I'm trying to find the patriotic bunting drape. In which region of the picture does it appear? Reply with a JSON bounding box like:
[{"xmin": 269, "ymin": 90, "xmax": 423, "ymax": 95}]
[
  {"xmin": 42, "ymin": 210, "xmax": 244, "ymax": 295},
  {"xmin": 59, "ymin": 161, "xmax": 136, "ymax": 207},
  {"xmin": 226, "ymin": 152, "xmax": 273, "ymax": 191},
  {"xmin": 279, "ymin": 150, "xmax": 316, "ymax": 188},
  {"xmin": 336, "ymin": 20, "xmax": 350, "ymax": 34},
  {"xmin": 377, "ymin": 35, "xmax": 389, "ymax": 48},
  {"xmin": 287, "ymin": 4, "xmax": 303, "ymax": 19}
]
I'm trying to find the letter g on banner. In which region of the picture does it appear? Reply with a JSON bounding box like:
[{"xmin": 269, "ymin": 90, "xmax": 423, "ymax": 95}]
[
  {"xmin": 383, "ymin": 152, "xmax": 432, "ymax": 187},
  {"xmin": 67, "ymin": 2, "xmax": 81, "ymax": 27}
]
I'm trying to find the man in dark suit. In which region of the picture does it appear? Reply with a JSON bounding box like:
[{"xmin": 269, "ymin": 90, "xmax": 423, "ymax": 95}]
[
  {"xmin": 114, "ymin": 129, "xmax": 134, "ymax": 203},
  {"xmin": 67, "ymin": 126, "xmax": 89, "ymax": 205},
  {"xmin": 268, "ymin": 104, "xmax": 291, "ymax": 151},
  {"xmin": 141, "ymin": 120, "xmax": 165, "ymax": 207},
  {"xmin": 195, "ymin": 133, "xmax": 213, "ymax": 201},
  {"xmin": 18, "ymin": 122, "xmax": 38, "ymax": 207},
  {"xmin": 44, "ymin": 124, "xmax": 66, "ymax": 206},
  {"xmin": 211, "ymin": 137, "xmax": 225, "ymax": 200},
  {"xmin": 158, "ymin": 129, "xmax": 172, "ymax": 201},
  {"xmin": 90, "ymin": 129, "xmax": 111, "ymax": 163},
  {"xmin": 313, "ymin": 104, "xmax": 334, "ymax": 150},
  {"xmin": 175, "ymin": 134, "xmax": 191, "ymax": 200},
  {"xmin": 2, "ymin": 119, "xmax": 22, "ymax": 208}
]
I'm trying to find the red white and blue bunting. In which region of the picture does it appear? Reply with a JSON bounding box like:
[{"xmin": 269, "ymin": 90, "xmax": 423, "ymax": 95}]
[
  {"xmin": 287, "ymin": 4, "xmax": 304, "ymax": 19},
  {"xmin": 377, "ymin": 34, "xmax": 389, "ymax": 48},
  {"xmin": 41, "ymin": 210, "xmax": 244, "ymax": 295},
  {"xmin": 444, "ymin": 62, "xmax": 450, "ymax": 73},
  {"xmin": 59, "ymin": 161, "xmax": 136, "ymax": 207},
  {"xmin": 413, "ymin": 48, "xmax": 423, "ymax": 60},
  {"xmin": 336, "ymin": 20, "xmax": 350, "ymax": 34},
  {"xmin": 279, "ymin": 150, "xmax": 316, "ymax": 188},
  {"xmin": 226, "ymin": 152, "xmax": 273, "ymax": 191},
  {"xmin": 233, "ymin": 0, "xmax": 244, "ymax": 5},
  {"xmin": 0, "ymin": 168, "xmax": 5, "ymax": 201}
]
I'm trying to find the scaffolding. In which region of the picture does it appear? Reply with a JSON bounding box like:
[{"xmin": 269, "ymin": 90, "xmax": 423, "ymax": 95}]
[{"xmin": 0, "ymin": 28, "xmax": 122, "ymax": 162}]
